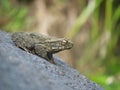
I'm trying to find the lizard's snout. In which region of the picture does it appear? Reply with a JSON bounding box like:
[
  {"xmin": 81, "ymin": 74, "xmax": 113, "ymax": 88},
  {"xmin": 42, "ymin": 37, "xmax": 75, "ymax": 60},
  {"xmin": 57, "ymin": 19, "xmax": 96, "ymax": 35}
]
[{"xmin": 62, "ymin": 39, "xmax": 73, "ymax": 49}]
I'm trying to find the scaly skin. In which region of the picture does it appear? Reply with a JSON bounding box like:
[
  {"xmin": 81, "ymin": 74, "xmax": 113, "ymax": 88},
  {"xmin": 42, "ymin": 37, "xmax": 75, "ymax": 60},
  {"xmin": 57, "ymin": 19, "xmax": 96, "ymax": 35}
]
[{"xmin": 12, "ymin": 32, "xmax": 73, "ymax": 64}]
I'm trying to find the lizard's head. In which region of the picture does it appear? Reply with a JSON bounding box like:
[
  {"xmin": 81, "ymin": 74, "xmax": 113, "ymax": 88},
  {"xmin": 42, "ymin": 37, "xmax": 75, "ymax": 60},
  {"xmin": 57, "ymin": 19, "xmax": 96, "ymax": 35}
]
[
  {"xmin": 46, "ymin": 38, "xmax": 73, "ymax": 53},
  {"xmin": 60, "ymin": 39, "xmax": 73, "ymax": 49}
]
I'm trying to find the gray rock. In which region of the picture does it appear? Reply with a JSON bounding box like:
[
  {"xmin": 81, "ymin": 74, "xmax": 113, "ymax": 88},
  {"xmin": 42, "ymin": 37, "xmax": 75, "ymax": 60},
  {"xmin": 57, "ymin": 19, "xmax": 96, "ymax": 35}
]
[{"xmin": 0, "ymin": 30, "xmax": 103, "ymax": 90}]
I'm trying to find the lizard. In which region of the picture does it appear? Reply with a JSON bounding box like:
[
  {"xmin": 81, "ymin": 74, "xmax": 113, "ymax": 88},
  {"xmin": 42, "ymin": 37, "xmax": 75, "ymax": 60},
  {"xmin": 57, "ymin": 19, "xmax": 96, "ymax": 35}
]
[{"xmin": 11, "ymin": 32, "xmax": 73, "ymax": 64}]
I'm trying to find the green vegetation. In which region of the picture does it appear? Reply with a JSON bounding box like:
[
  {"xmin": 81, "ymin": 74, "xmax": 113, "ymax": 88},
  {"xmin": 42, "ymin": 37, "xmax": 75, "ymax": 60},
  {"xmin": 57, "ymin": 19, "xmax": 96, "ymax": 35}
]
[
  {"xmin": 67, "ymin": 0, "xmax": 120, "ymax": 89},
  {"xmin": 0, "ymin": 0, "xmax": 28, "ymax": 32}
]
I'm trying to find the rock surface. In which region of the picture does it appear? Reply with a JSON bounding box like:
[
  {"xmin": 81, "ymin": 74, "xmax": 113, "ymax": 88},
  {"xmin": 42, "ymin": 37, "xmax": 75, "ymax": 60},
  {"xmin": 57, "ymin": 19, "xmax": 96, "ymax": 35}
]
[{"xmin": 0, "ymin": 30, "xmax": 103, "ymax": 90}]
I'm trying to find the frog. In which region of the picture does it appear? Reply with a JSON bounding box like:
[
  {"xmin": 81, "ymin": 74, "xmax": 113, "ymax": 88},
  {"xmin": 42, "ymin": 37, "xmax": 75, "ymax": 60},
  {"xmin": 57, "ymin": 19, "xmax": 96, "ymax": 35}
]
[{"xmin": 12, "ymin": 32, "xmax": 73, "ymax": 64}]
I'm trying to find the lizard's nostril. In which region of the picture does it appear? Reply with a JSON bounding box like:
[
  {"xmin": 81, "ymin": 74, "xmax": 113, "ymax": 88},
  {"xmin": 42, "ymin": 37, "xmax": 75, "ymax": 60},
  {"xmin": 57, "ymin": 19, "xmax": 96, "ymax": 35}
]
[{"xmin": 69, "ymin": 41, "xmax": 73, "ymax": 48}]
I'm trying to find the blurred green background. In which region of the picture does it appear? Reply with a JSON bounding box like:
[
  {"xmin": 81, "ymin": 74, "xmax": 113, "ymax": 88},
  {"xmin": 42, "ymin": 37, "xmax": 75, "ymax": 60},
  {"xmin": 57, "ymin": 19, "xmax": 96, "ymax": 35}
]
[{"xmin": 0, "ymin": 0, "xmax": 120, "ymax": 90}]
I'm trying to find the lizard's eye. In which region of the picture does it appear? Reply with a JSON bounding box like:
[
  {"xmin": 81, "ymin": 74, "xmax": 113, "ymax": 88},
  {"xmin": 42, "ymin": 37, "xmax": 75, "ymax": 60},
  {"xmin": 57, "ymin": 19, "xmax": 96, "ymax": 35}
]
[{"xmin": 62, "ymin": 39, "xmax": 67, "ymax": 45}]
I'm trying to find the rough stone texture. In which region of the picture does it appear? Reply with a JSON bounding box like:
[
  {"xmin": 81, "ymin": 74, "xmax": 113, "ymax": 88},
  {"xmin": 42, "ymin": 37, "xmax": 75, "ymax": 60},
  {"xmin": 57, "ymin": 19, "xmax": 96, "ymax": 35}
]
[{"xmin": 0, "ymin": 30, "xmax": 103, "ymax": 90}]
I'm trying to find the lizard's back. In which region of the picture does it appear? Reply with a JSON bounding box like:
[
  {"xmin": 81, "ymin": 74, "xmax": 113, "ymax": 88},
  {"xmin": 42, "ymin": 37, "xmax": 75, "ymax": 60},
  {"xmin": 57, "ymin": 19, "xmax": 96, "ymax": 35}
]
[{"xmin": 12, "ymin": 32, "xmax": 51, "ymax": 49}]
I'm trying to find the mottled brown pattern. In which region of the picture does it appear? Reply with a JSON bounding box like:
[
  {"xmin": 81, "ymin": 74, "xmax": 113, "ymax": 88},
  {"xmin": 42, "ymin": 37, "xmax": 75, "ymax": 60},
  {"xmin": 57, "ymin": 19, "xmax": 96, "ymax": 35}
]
[{"xmin": 12, "ymin": 32, "xmax": 73, "ymax": 64}]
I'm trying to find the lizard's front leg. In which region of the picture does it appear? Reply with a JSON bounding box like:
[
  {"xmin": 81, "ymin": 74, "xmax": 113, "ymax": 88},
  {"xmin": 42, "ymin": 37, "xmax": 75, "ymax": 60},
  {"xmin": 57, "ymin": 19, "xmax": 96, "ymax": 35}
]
[{"xmin": 34, "ymin": 44, "xmax": 56, "ymax": 64}]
